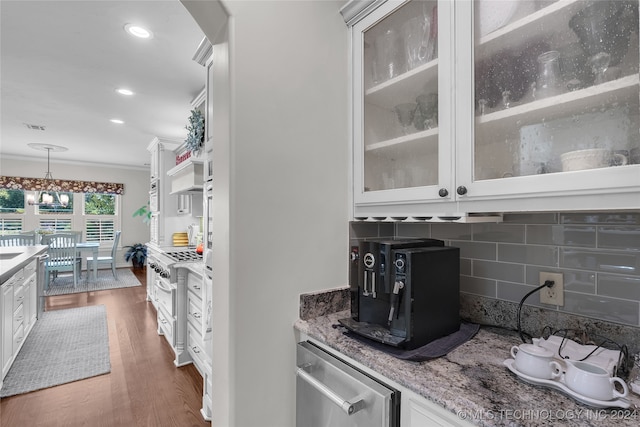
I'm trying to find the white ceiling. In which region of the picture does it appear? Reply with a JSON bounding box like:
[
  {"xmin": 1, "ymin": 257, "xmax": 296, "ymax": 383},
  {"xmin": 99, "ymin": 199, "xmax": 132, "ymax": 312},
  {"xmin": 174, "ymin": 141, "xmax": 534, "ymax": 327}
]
[{"xmin": 0, "ymin": 0, "xmax": 206, "ymax": 170}]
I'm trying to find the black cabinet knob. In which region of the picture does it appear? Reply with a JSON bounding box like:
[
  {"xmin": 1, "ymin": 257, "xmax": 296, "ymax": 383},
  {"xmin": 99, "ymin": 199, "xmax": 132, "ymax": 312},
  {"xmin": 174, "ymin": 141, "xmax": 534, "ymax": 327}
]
[
  {"xmin": 438, "ymin": 188, "xmax": 449, "ymax": 197},
  {"xmin": 457, "ymin": 186, "xmax": 468, "ymax": 195}
]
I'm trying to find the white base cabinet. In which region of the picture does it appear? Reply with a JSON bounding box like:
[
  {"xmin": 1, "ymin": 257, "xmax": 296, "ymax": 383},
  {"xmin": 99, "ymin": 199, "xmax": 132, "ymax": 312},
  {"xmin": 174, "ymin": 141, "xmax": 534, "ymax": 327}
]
[
  {"xmin": 1, "ymin": 259, "xmax": 38, "ymax": 390},
  {"xmin": 402, "ymin": 391, "xmax": 473, "ymax": 427},
  {"xmin": 184, "ymin": 267, "xmax": 212, "ymax": 421}
]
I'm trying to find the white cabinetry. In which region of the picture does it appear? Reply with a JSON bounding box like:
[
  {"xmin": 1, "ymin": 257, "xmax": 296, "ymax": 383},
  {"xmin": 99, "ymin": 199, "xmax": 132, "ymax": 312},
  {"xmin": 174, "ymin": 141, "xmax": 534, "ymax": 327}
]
[
  {"xmin": 1, "ymin": 259, "xmax": 38, "ymax": 387},
  {"xmin": 402, "ymin": 390, "xmax": 473, "ymax": 427},
  {"xmin": 147, "ymin": 137, "xmax": 180, "ymax": 247},
  {"xmin": 345, "ymin": 0, "xmax": 640, "ymax": 219},
  {"xmin": 185, "ymin": 267, "xmax": 212, "ymax": 421},
  {"xmin": 1, "ymin": 282, "xmax": 14, "ymax": 378}
]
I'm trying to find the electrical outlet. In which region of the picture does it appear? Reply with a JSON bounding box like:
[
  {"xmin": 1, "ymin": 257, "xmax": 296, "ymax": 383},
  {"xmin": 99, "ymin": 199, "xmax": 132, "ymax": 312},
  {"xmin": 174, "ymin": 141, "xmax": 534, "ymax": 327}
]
[{"xmin": 539, "ymin": 272, "xmax": 564, "ymax": 306}]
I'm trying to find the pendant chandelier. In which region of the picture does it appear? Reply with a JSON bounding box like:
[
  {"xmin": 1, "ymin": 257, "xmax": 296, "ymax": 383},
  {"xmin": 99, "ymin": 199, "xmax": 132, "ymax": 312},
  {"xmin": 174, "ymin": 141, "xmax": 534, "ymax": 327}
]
[{"xmin": 26, "ymin": 143, "xmax": 70, "ymax": 208}]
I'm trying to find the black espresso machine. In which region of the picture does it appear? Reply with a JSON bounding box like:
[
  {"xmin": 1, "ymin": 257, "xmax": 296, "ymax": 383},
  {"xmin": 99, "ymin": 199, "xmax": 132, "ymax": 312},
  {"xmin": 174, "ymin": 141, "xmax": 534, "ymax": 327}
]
[{"xmin": 340, "ymin": 238, "xmax": 460, "ymax": 350}]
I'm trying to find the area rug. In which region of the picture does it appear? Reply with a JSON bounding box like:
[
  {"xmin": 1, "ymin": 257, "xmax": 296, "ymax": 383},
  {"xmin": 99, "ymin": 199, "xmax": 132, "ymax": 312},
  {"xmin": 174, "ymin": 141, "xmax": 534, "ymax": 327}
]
[
  {"xmin": 0, "ymin": 305, "xmax": 110, "ymax": 398},
  {"xmin": 44, "ymin": 268, "xmax": 142, "ymax": 296}
]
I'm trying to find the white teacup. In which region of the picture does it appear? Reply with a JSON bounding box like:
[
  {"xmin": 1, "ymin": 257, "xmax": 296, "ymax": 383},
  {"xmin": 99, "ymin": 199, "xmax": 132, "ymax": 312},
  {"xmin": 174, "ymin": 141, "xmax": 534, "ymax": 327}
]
[
  {"xmin": 564, "ymin": 360, "xmax": 628, "ymax": 401},
  {"xmin": 510, "ymin": 344, "xmax": 562, "ymax": 380},
  {"xmin": 561, "ymin": 148, "xmax": 628, "ymax": 171}
]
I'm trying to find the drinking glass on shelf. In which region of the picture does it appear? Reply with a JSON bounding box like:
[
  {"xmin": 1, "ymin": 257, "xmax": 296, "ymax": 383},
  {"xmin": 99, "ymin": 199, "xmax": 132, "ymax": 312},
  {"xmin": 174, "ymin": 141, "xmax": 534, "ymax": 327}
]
[
  {"xmin": 416, "ymin": 93, "xmax": 438, "ymax": 129},
  {"xmin": 536, "ymin": 51, "xmax": 562, "ymax": 99},
  {"xmin": 393, "ymin": 103, "xmax": 417, "ymax": 135},
  {"xmin": 402, "ymin": 17, "xmax": 427, "ymax": 71},
  {"xmin": 374, "ymin": 29, "xmax": 402, "ymax": 83},
  {"xmin": 491, "ymin": 52, "xmax": 527, "ymax": 109},
  {"xmin": 569, "ymin": 1, "xmax": 638, "ymax": 85}
]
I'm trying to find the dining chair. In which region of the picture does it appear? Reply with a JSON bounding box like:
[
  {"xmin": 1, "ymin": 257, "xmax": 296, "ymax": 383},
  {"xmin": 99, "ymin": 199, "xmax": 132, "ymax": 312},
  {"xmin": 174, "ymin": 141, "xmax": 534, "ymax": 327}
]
[
  {"xmin": 45, "ymin": 233, "xmax": 81, "ymax": 289},
  {"xmin": 0, "ymin": 231, "xmax": 37, "ymax": 246},
  {"xmin": 87, "ymin": 231, "xmax": 121, "ymax": 280}
]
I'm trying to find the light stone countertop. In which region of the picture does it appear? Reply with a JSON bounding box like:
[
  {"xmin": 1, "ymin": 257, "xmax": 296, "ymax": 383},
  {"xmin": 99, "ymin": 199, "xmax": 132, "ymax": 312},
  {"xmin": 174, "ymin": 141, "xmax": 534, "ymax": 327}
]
[
  {"xmin": 294, "ymin": 310, "xmax": 640, "ymax": 427},
  {"xmin": 0, "ymin": 245, "xmax": 48, "ymax": 284},
  {"xmin": 174, "ymin": 260, "xmax": 204, "ymax": 276}
]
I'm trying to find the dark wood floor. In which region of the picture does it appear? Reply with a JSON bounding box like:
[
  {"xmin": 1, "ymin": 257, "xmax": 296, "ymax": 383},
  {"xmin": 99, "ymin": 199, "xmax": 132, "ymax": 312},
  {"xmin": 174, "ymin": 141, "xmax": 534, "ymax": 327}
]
[{"xmin": 0, "ymin": 268, "xmax": 209, "ymax": 427}]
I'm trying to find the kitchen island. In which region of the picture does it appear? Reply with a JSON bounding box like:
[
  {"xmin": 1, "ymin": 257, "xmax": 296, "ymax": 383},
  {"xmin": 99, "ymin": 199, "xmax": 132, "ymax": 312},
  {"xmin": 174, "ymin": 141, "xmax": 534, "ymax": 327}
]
[
  {"xmin": 0, "ymin": 245, "xmax": 47, "ymax": 284},
  {"xmin": 1, "ymin": 245, "xmax": 48, "ymax": 390},
  {"xmin": 295, "ymin": 307, "xmax": 640, "ymax": 427}
]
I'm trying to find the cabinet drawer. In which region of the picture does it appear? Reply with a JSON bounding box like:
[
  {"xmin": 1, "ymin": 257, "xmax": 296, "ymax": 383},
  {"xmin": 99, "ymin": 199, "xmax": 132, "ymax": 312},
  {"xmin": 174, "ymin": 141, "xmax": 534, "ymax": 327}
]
[
  {"xmin": 187, "ymin": 291, "xmax": 203, "ymax": 331},
  {"xmin": 12, "ymin": 324, "xmax": 25, "ymax": 350},
  {"xmin": 23, "ymin": 260, "xmax": 37, "ymax": 277},
  {"xmin": 187, "ymin": 273, "xmax": 203, "ymax": 298},
  {"xmin": 157, "ymin": 307, "xmax": 175, "ymax": 347},
  {"xmin": 187, "ymin": 323, "xmax": 206, "ymax": 374},
  {"xmin": 13, "ymin": 283, "xmax": 26, "ymax": 308},
  {"xmin": 155, "ymin": 279, "xmax": 175, "ymax": 318},
  {"xmin": 6, "ymin": 269, "xmax": 23, "ymax": 287},
  {"xmin": 13, "ymin": 303, "xmax": 24, "ymax": 333}
]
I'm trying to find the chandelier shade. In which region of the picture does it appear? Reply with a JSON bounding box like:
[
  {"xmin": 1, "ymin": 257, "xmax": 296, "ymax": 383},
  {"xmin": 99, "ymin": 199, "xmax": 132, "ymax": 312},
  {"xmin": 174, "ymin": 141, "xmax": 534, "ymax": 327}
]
[{"xmin": 25, "ymin": 144, "xmax": 69, "ymax": 208}]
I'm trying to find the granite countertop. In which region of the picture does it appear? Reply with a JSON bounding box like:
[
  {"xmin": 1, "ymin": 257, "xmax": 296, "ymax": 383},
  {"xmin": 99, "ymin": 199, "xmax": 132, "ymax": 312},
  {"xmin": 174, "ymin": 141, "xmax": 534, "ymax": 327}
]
[
  {"xmin": 0, "ymin": 245, "xmax": 48, "ymax": 284},
  {"xmin": 295, "ymin": 310, "xmax": 640, "ymax": 427}
]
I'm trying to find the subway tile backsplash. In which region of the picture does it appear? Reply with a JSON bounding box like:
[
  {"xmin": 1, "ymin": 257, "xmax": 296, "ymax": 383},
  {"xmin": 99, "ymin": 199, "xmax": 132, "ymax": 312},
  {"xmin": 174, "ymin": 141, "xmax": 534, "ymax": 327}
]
[{"xmin": 351, "ymin": 211, "xmax": 640, "ymax": 330}]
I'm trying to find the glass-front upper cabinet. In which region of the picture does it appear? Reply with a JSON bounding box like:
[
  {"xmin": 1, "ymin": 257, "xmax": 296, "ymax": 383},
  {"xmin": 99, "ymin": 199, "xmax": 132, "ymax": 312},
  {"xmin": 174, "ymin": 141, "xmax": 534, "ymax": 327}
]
[
  {"xmin": 350, "ymin": 0, "xmax": 456, "ymax": 215},
  {"xmin": 457, "ymin": 0, "xmax": 640, "ymax": 209}
]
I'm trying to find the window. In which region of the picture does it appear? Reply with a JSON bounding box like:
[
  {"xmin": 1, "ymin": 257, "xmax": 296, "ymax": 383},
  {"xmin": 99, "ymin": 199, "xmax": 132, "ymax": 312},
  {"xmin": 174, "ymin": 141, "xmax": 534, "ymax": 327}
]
[
  {"xmin": 0, "ymin": 191, "xmax": 121, "ymax": 245},
  {"xmin": 84, "ymin": 193, "xmax": 116, "ymax": 215},
  {"xmin": 0, "ymin": 218, "xmax": 23, "ymax": 235},
  {"xmin": 39, "ymin": 218, "xmax": 72, "ymax": 233},
  {"xmin": 84, "ymin": 193, "xmax": 117, "ymax": 243},
  {"xmin": 85, "ymin": 220, "xmax": 115, "ymax": 242},
  {"xmin": 36, "ymin": 191, "xmax": 74, "ymax": 214},
  {"xmin": 0, "ymin": 189, "xmax": 25, "ymax": 213}
]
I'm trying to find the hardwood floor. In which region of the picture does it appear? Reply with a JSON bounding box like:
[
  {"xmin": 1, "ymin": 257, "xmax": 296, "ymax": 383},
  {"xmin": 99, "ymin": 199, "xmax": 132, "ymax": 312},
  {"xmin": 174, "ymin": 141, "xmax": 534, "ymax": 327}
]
[{"xmin": 0, "ymin": 268, "xmax": 210, "ymax": 427}]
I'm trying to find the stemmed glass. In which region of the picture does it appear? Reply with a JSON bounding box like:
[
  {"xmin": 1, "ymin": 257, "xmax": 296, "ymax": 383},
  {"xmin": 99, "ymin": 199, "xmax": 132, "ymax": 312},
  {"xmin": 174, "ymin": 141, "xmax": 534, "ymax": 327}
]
[
  {"xmin": 416, "ymin": 93, "xmax": 438, "ymax": 129},
  {"xmin": 393, "ymin": 103, "xmax": 417, "ymax": 135},
  {"xmin": 491, "ymin": 53, "xmax": 526, "ymax": 110},
  {"xmin": 569, "ymin": 2, "xmax": 637, "ymax": 85}
]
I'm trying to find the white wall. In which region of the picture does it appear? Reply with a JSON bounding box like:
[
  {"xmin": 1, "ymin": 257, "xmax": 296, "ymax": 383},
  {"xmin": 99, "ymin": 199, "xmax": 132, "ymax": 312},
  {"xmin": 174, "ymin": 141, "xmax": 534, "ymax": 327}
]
[
  {"xmin": 184, "ymin": 1, "xmax": 350, "ymax": 425},
  {"xmin": 0, "ymin": 157, "xmax": 150, "ymax": 257}
]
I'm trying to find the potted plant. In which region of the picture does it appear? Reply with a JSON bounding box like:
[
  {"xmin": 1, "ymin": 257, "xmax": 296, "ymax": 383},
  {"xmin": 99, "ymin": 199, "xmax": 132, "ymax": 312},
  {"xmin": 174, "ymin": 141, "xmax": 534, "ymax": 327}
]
[
  {"xmin": 124, "ymin": 243, "xmax": 147, "ymax": 269},
  {"xmin": 132, "ymin": 202, "xmax": 152, "ymax": 224}
]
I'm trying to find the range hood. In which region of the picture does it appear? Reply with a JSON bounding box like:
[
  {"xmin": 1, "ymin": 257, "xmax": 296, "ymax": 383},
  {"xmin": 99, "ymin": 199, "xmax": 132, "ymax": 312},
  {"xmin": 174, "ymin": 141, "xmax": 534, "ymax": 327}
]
[{"xmin": 167, "ymin": 158, "xmax": 204, "ymax": 194}]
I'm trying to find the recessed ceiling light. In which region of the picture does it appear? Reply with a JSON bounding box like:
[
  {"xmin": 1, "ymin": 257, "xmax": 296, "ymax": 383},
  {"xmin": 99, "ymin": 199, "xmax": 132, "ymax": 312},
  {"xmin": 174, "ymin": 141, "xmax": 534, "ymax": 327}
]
[
  {"xmin": 116, "ymin": 88, "xmax": 134, "ymax": 96},
  {"xmin": 124, "ymin": 23, "xmax": 152, "ymax": 39},
  {"xmin": 110, "ymin": 119, "xmax": 125, "ymax": 124}
]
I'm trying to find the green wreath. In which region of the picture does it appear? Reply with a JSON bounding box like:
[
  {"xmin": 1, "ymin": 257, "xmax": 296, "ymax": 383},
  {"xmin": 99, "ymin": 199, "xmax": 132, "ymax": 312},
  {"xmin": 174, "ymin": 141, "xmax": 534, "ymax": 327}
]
[{"xmin": 185, "ymin": 109, "xmax": 205, "ymax": 156}]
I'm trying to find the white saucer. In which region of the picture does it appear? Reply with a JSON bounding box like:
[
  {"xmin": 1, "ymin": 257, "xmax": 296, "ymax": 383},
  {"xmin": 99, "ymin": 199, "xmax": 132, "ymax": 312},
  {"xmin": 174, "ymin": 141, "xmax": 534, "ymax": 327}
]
[
  {"xmin": 503, "ymin": 358, "xmax": 631, "ymax": 409},
  {"xmin": 532, "ymin": 336, "xmax": 621, "ymax": 376}
]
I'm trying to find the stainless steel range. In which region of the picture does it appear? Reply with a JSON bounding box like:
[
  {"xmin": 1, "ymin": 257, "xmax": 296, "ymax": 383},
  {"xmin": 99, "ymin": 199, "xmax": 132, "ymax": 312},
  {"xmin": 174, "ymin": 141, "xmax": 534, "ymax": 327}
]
[
  {"xmin": 149, "ymin": 248, "xmax": 203, "ymax": 279},
  {"xmin": 146, "ymin": 246, "xmax": 203, "ymax": 366}
]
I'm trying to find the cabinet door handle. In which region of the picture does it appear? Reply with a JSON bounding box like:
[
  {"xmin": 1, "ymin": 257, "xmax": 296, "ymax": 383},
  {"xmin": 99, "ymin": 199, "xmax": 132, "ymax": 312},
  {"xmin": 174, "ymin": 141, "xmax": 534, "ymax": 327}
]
[
  {"xmin": 438, "ymin": 188, "xmax": 449, "ymax": 197},
  {"xmin": 456, "ymin": 186, "xmax": 468, "ymax": 195}
]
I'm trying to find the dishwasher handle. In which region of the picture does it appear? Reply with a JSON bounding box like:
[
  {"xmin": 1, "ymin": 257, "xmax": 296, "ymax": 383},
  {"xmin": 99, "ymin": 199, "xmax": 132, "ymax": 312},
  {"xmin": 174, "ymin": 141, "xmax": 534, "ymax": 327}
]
[{"xmin": 296, "ymin": 366, "xmax": 365, "ymax": 416}]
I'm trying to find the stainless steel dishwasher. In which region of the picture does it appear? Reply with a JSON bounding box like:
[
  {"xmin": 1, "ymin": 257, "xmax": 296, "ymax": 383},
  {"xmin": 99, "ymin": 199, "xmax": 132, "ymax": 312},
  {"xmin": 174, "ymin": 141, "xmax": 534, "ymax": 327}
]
[{"xmin": 296, "ymin": 341, "xmax": 400, "ymax": 427}]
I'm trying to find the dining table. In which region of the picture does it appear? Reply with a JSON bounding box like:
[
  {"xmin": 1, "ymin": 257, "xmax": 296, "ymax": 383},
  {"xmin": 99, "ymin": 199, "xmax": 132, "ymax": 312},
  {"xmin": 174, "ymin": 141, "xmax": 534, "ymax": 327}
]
[
  {"xmin": 77, "ymin": 242, "xmax": 100, "ymax": 282},
  {"xmin": 40, "ymin": 234, "xmax": 101, "ymax": 282}
]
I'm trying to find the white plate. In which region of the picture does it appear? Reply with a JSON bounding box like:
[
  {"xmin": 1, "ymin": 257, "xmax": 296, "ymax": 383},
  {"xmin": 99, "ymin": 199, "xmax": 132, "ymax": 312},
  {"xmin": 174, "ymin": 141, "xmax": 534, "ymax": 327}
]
[
  {"xmin": 475, "ymin": 0, "xmax": 537, "ymax": 38},
  {"xmin": 476, "ymin": 0, "xmax": 520, "ymax": 37},
  {"xmin": 504, "ymin": 358, "xmax": 632, "ymax": 409}
]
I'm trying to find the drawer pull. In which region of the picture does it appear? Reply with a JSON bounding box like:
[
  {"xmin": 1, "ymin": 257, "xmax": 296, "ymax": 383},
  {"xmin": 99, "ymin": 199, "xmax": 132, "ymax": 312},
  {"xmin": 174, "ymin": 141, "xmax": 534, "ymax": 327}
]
[
  {"xmin": 193, "ymin": 312, "xmax": 201, "ymax": 319},
  {"xmin": 192, "ymin": 346, "xmax": 200, "ymax": 354}
]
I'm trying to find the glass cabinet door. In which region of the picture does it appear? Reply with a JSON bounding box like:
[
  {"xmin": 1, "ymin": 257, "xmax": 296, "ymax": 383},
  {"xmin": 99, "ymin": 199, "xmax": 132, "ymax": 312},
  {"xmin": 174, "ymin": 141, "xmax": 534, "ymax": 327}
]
[
  {"xmin": 353, "ymin": 0, "xmax": 454, "ymax": 207},
  {"xmin": 465, "ymin": 0, "xmax": 639, "ymax": 196}
]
